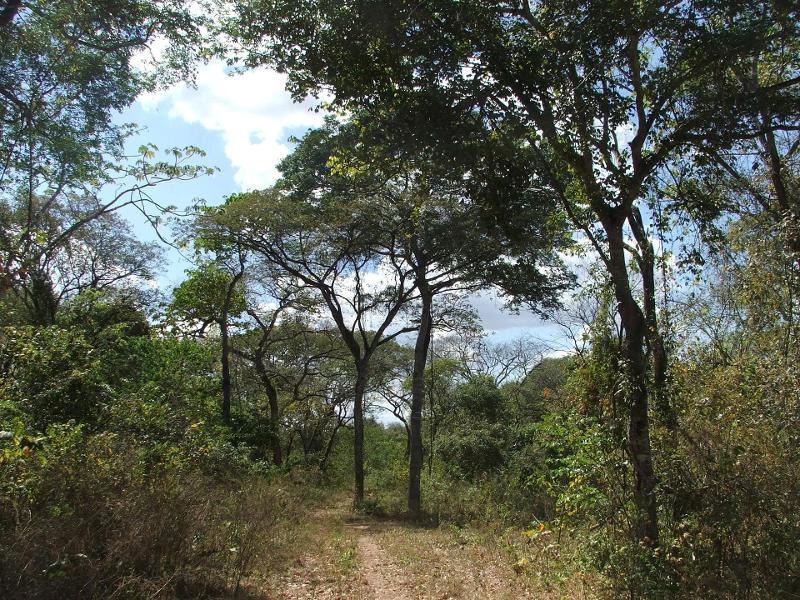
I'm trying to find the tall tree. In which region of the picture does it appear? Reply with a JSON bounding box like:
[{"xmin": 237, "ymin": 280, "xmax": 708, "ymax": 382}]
[
  {"xmin": 0, "ymin": 147, "xmax": 210, "ymax": 324},
  {"xmin": 279, "ymin": 116, "xmax": 571, "ymax": 514},
  {"xmin": 693, "ymin": 24, "xmax": 800, "ymax": 254},
  {"xmin": 290, "ymin": 115, "xmax": 571, "ymax": 514},
  {"xmin": 0, "ymin": 206, "xmax": 162, "ymax": 324},
  {"xmin": 0, "ymin": 0, "xmax": 203, "ymax": 187},
  {"xmin": 230, "ymin": 0, "xmax": 799, "ymax": 541},
  {"xmin": 234, "ymin": 304, "xmax": 348, "ymax": 467}
]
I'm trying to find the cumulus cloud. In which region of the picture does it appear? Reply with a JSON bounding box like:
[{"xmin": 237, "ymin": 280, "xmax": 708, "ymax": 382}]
[{"xmin": 138, "ymin": 60, "xmax": 327, "ymax": 190}]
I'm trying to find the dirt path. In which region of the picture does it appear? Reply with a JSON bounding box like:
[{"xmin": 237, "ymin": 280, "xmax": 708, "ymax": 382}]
[
  {"xmin": 265, "ymin": 499, "xmax": 597, "ymax": 600},
  {"xmin": 349, "ymin": 522, "xmax": 411, "ymax": 600}
]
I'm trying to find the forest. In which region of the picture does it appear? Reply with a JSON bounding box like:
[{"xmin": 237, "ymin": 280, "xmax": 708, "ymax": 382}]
[{"xmin": 0, "ymin": 1, "xmax": 798, "ymax": 598}]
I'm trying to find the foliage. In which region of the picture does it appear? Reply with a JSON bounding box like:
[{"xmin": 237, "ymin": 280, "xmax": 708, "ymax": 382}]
[
  {"xmin": 437, "ymin": 376, "xmax": 508, "ymax": 478},
  {"xmin": 0, "ymin": 290, "xmax": 290, "ymax": 598},
  {"xmin": 229, "ymin": 0, "xmax": 799, "ymax": 546},
  {"xmin": 1, "ymin": 2, "xmax": 799, "ymax": 598},
  {"xmin": 0, "ymin": 326, "xmax": 114, "ymax": 429},
  {"xmin": 0, "ymin": 1, "xmax": 214, "ymax": 324},
  {"xmin": 170, "ymin": 262, "xmax": 247, "ymax": 330},
  {"xmin": 0, "ymin": 420, "xmax": 292, "ymax": 599}
]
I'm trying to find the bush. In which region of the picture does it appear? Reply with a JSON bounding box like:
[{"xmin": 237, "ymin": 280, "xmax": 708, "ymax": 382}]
[
  {"xmin": 655, "ymin": 354, "xmax": 800, "ymax": 598},
  {"xmin": 0, "ymin": 327, "xmax": 112, "ymax": 429},
  {"xmin": 0, "ymin": 422, "xmax": 289, "ymax": 599}
]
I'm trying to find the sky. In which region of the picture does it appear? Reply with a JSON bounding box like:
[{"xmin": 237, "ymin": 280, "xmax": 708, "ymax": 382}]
[{"xmin": 117, "ymin": 59, "xmax": 569, "ymax": 349}]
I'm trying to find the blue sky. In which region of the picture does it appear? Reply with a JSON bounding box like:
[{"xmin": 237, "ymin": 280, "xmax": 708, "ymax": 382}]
[
  {"xmin": 117, "ymin": 60, "xmax": 568, "ymax": 348},
  {"xmin": 117, "ymin": 101, "xmax": 240, "ymax": 288}
]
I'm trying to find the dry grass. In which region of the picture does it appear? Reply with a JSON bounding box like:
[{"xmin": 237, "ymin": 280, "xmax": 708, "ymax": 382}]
[
  {"xmin": 2, "ymin": 450, "xmax": 600, "ymax": 600},
  {"xmin": 254, "ymin": 496, "xmax": 373, "ymax": 599},
  {"xmin": 1, "ymin": 472, "xmax": 290, "ymax": 599},
  {"xmin": 371, "ymin": 520, "xmax": 599, "ymax": 600}
]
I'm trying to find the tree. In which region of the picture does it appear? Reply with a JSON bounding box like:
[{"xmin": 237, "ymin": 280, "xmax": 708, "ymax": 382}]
[
  {"xmin": 0, "ymin": 0, "xmax": 204, "ymax": 194},
  {"xmin": 234, "ymin": 308, "xmax": 349, "ymax": 467},
  {"xmin": 282, "ymin": 116, "xmax": 571, "ymax": 515},
  {"xmin": 445, "ymin": 333, "xmax": 549, "ymax": 388},
  {"xmin": 232, "ymin": 298, "xmax": 295, "ymax": 467},
  {"xmin": 170, "ymin": 261, "xmax": 246, "ymax": 424},
  {"xmin": 203, "ymin": 187, "xmax": 418, "ymax": 504},
  {"xmin": 437, "ymin": 375, "xmax": 508, "ymax": 478},
  {"xmin": 0, "ymin": 206, "xmax": 162, "ymax": 325},
  {"xmin": 0, "ymin": 288, "xmax": 152, "ymax": 430},
  {"xmin": 0, "ymin": 146, "xmax": 213, "ymax": 324},
  {"xmin": 229, "ymin": 0, "xmax": 799, "ymax": 542},
  {"xmin": 0, "ymin": 1, "xmax": 212, "ymax": 323},
  {"xmin": 686, "ymin": 28, "xmax": 800, "ymax": 256}
]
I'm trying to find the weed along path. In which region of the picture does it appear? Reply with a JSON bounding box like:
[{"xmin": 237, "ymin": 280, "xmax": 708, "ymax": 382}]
[{"xmin": 263, "ymin": 497, "xmax": 596, "ymax": 600}]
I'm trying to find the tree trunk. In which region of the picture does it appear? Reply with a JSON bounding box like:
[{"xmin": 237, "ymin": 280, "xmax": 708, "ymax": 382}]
[
  {"xmin": 265, "ymin": 383, "xmax": 283, "ymax": 466},
  {"xmin": 353, "ymin": 363, "xmax": 369, "ymax": 505},
  {"xmin": 220, "ymin": 317, "xmax": 232, "ymax": 425},
  {"xmin": 605, "ymin": 219, "xmax": 659, "ymax": 543},
  {"xmin": 239, "ymin": 345, "xmax": 285, "ymax": 466},
  {"xmin": 641, "ymin": 242, "xmax": 672, "ymax": 427},
  {"xmin": 27, "ymin": 272, "xmax": 58, "ymax": 325},
  {"xmin": 285, "ymin": 431, "xmax": 294, "ymax": 461},
  {"xmin": 630, "ymin": 208, "xmax": 675, "ymax": 429},
  {"xmin": 300, "ymin": 428, "xmax": 310, "ymax": 458},
  {"xmin": 219, "ymin": 268, "xmax": 243, "ymax": 427},
  {"xmin": 254, "ymin": 355, "xmax": 283, "ymax": 466},
  {"xmin": 428, "ymin": 347, "xmax": 437, "ymax": 476},
  {"xmin": 319, "ymin": 419, "xmax": 342, "ymax": 471},
  {"xmin": 408, "ymin": 285, "xmax": 432, "ymax": 516}
]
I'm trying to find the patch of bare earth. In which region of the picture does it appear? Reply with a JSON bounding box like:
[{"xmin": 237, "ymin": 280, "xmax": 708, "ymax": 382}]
[{"xmin": 350, "ymin": 522, "xmax": 411, "ymax": 600}]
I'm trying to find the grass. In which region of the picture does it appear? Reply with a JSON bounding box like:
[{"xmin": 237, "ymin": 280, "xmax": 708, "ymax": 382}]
[{"xmin": 370, "ymin": 515, "xmax": 601, "ymax": 599}]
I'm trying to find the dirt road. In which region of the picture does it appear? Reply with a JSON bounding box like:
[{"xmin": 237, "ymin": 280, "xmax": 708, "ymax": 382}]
[{"xmin": 256, "ymin": 499, "xmax": 595, "ymax": 600}]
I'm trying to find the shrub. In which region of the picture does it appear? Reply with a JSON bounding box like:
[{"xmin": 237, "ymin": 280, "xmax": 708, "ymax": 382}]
[{"xmin": 0, "ymin": 422, "xmax": 289, "ymax": 599}]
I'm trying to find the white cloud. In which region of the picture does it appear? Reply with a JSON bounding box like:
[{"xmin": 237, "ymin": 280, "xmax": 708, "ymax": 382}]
[
  {"xmin": 469, "ymin": 290, "xmax": 548, "ymax": 332},
  {"xmin": 545, "ymin": 348, "xmax": 573, "ymax": 359},
  {"xmin": 138, "ymin": 60, "xmax": 327, "ymax": 190}
]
